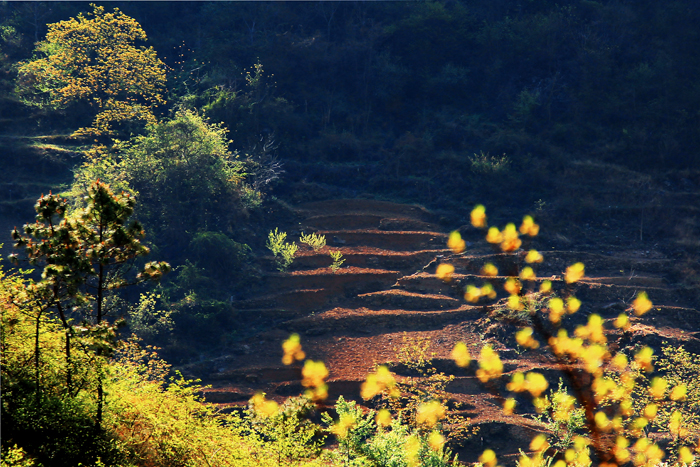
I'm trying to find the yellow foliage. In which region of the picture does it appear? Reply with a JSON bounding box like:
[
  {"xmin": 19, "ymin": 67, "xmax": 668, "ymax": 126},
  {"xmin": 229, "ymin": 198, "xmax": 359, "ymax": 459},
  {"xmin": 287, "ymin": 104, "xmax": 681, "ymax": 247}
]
[
  {"xmin": 471, "ymin": 205, "xmax": 488, "ymax": 228},
  {"xmin": 301, "ymin": 360, "xmax": 329, "ymax": 401},
  {"xmin": 375, "ymin": 409, "xmax": 392, "ymax": 427},
  {"xmin": 520, "ymin": 266, "xmax": 536, "ymax": 281},
  {"xmin": 476, "ymin": 345, "xmax": 503, "ymax": 383},
  {"xmin": 282, "ymin": 333, "xmax": 306, "ymax": 365},
  {"xmin": 515, "ymin": 327, "xmax": 540, "ymax": 349},
  {"xmin": 250, "ymin": 393, "xmax": 280, "ymax": 417},
  {"xmin": 435, "ymin": 263, "xmax": 455, "ymax": 282},
  {"xmin": 416, "ymin": 400, "xmax": 446, "ymax": 427},
  {"xmin": 565, "ymin": 262, "xmax": 585, "ymax": 283},
  {"xmin": 500, "ymin": 223, "xmax": 522, "ymax": 251},
  {"xmin": 525, "ymin": 249, "xmax": 544, "ymax": 263},
  {"xmin": 481, "ymin": 263, "xmax": 499, "ymax": 276},
  {"xmin": 504, "ymin": 278, "xmax": 522, "ymax": 295},
  {"xmin": 486, "ymin": 226, "xmax": 503, "ymax": 244},
  {"xmin": 16, "ymin": 5, "xmax": 166, "ymax": 138},
  {"xmin": 331, "ymin": 413, "xmax": 356, "ymax": 439},
  {"xmin": 539, "ymin": 280, "xmax": 552, "ymax": 294},
  {"xmin": 465, "ymin": 285, "xmax": 482, "ymax": 303},
  {"xmin": 451, "ymin": 342, "xmax": 472, "ymax": 368},
  {"xmin": 519, "ymin": 216, "xmax": 540, "ymax": 236},
  {"xmin": 503, "ymin": 398, "xmax": 516, "ymax": 415},
  {"xmin": 447, "ymin": 231, "xmax": 466, "ymax": 254},
  {"xmin": 428, "ymin": 431, "xmax": 446, "ymax": 451},
  {"xmin": 633, "ymin": 291, "xmax": 653, "ymax": 316},
  {"xmin": 360, "ymin": 365, "xmax": 399, "ymax": 400},
  {"xmin": 479, "ymin": 449, "xmax": 498, "ymax": 467}
]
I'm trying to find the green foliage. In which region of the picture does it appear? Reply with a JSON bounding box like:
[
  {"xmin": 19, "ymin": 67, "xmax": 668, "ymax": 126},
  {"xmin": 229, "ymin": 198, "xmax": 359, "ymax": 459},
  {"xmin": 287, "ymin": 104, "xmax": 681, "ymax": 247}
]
[
  {"xmin": 73, "ymin": 109, "xmax": 251, "ymax": 250},
  {"xmin": 329, "ymin": 250, "xmax": 345, "ymax": 272},
  {"xmin": 322, "ymin": 396, "xmax": 454, "ymax": 467},
  {"xmin": 533, "ymin": 379, "xmax": 586, "ymax": 453},
  {"xmin": 300, "ymin": 232, "xmax": 326, "ymax": 251},
  {"xmin": 469, "ymin": 151, "xmax": 511, "ymax": 175},
  {"xmin": 127, "ymin": 292, "xmax": 174, "ymax": 340},
  {"xmin": 267, "ymin": 228, "xmax": 297, "ymax": 272},
  {"xmin": 247, "ymin": 395, "xmax": 325, "ymax": 464},
  {"xmin": 14, "ymin": 5, "xmax": 166, "ymax": 138}
]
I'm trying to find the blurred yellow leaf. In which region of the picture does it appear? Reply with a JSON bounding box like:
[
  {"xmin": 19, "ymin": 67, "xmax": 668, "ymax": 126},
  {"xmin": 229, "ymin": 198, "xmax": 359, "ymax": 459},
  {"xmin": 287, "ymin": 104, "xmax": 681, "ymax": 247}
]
[
  {"xmin": 416, "ymin": 400, "xmax": 446, "ymax": 427},
  {"xmin": 486, "ymin": 226, "xmax": 503, "ymax": 244},
  {"xmin": 565, "ymin": 262, "xmax": 585, "ymax": 283},
  {"xmin": 504, "ymin": 278, "xmax": 521, "ymax": 295},
  {"xmin": 436, "ymin": 263, "xmax": 455, "ymax": 282},
  {"xmin": 633, "ymin": 291, "xmax": 653, "ymax": 316},
  {"xmin": 520, "ymin": 215, "xmax": 540, "ymax": 236},
  {"xmin": 669, "ymin": 384, "xmax": 687, "ymax": 401},
  {"xmin": 465, "ymin": 285, "xmax": 482, "ymax": 303},
  {"xmin": 479, "ymin": 449, "xmax": 498, "ymax": 467},
  {"xmin": 447, "ymin": 231, "xmax": 466, "ymax": 254},
  {"xmin": 525, "ymin": 249, "xmax": 543, "ymax": 263},
  {"xmin": 482, "ymin": 263, "xmax": 499, "ymax": 276},
  {"xmin": 520, "ymin": 266, "xmax": 536, "ymax": 281},
  {"xmin": 503, "ymin": 398, "xmax": 516, "ymax": 415},
  {"xmin": 376, "ymin": 409, "xmax": 392, "ymax": 427},
  {"xmin": 282, "ymin": 333, "xmax": 305, "ymax": 365},
  {"xmin": 428, "ymin": 431, "xmax": 445, "ymax": 451},
  {"xmin": 471, "ymin": 205, "xmax": 487, "ymax": 228},
  {"xmin": 539, "ymin": 280, "xmax": 552, "ymax": 294},
  {"xmin": 451, "ymin": 341, "xmax": 472, "ymax": 367}
]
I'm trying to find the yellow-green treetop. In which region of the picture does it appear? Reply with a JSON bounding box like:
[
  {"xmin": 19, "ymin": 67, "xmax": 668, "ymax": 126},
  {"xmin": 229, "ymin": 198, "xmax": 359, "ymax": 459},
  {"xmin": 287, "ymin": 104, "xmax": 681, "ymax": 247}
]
[{"xmin": 16, "ymin": 5, "xmax": 166, "ymax": 137}]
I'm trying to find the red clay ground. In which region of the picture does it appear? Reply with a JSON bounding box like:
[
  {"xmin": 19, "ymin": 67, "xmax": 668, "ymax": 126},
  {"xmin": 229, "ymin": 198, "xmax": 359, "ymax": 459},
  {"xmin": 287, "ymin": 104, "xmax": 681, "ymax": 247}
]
[{"xmin": 182, "ymin": 197, "xmax": 700, "ymax": 464}]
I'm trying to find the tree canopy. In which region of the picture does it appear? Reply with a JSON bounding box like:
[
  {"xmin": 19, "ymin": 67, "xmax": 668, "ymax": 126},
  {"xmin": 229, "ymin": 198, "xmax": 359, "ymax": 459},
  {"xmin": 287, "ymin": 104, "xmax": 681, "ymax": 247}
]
[{"xmin": 15, "ymin": 5, "xmax": 166, "ymax": 138}]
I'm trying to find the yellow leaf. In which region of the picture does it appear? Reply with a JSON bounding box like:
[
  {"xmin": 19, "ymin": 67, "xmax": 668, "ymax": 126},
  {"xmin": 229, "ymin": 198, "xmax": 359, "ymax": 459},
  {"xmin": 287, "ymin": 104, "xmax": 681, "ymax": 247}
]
[
  {"xmin": 520, "ymin": 266, "xmax": 536, "ymax": 281},
  {"xmin": 633, "ymin": 291, "xmax": 653, "ymax": 316},
  {"xmin": 436, "ymin": 263, "xmax": 455, "ymax": 282},
  {"xmin": 451, "ymin": 341, "xmax": 472, "ymax": 367},
  {"xmin": 565, "ymin": 262, "xmax": 585, "ymax": 283},
  {"xmin": 669, "ymin": 384, "xmax": 687, "ymax": 401},
  {"xmin": 428, "ymin": 431, "xmax": 445, "ymax": 451},
  {"xmin": 486, "ymin": 226, "xmax": 503, "ymax": 244},
  {"xmin": 479, "ymin": 449, "xmax": 498, "ymax": 467},
  {"xmin": 525, "ymin": 249, "xmax": 543, "ymax": 263},
  {"xmin": 471, "ymin": 205, "xmax": 487, "ymax": 228},
  {"xmin": 447, "ymin": 231, "xmax": 466, "ymax": 254},
  {"xmin": 376, "ymin": 409, "xmax": 392, "ymax": 427},
  {"xmin": 482, "ymin": 263, "xmax": 499, "ymax": 276}
]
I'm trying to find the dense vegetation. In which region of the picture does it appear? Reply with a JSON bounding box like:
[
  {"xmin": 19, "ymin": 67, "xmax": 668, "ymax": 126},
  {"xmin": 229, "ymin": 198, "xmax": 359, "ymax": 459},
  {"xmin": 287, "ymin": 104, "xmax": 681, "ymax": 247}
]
[{"xmin": 1, "ymin": 2, "xmax": 699, "ymax": 466}]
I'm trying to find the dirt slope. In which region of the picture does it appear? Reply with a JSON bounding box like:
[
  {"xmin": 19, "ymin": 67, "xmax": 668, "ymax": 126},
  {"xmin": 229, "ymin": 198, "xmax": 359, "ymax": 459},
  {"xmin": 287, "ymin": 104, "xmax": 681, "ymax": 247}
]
[{"xmin": 184, "ymin": 198, "xmax": 700, "ymax": 462}]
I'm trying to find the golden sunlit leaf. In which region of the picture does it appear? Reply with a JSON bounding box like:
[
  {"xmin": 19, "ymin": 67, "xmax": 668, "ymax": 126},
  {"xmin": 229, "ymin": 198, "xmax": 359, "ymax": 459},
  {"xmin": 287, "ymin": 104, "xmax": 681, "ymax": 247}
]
[
  {"xmin": 500, "ymin": 223, "xmax": 522, "ymax": 252},
  {"xmin": 614, "ymin": 313, "xmax": 630, "ymax": 330},
  {"xmin": 539, "ymin": 280, "xmax": 552, "ymax": 294},
  {"xmin": 504, "ymin": 278, "xmax": 521, "ymax": 295},
  {"xmin": 632, "ymin": 291, "xmax": 653, "ymax": 316},
  {"xmin": 508, "ymin": 294, "xmax": 523, "ymax": 310},
  {"xmin": 565, "ymin": 262, "xmax": 585, "ymax": 283},
  {"xmin": 516, "ymin": 327, "xmax": 540, "ymax": 349},
  {"xmin": 679, "ymin": 446, "xmax": 694, "ymax": 465},
  {"xmin": 649, "ymin": 377, "xmax": 667, "ymax": 399},
  {"xmin": 436, "ymin": 263, "xmax": 455, "ymax": 282},
  {"xmin": 477, "ymin": 345, "xmax": 503, "ymax": 383},
  {"xmin": 503, "ymin": 398, "xmax": 516, "ymax": 415},
  {"xmin": 428, "ymin": 431, "xmax": 446, "ymax": 451},
  {"xmin": 282, "ymin": 333, "xmax": 305, "ymax": 365},
  {"xmin": 465, "ymin": 285, "xmax": 482, "ymax": 303},
  {"xmin": 471, "ymin": 205, "xmax": 487, "ymax": 228},
  {"xmin": 376, "ymin": 409, "xmax": 392, "ymax": 427},
  {"xmin": 486, "ymin": 226, "xmax": 503, "ymax": 244},
  {"xmin": 520, "ymin": 266, "xmax": 536, "ymax": 281},
  {"xmin": 416, "ymin": 400, "xmax": 446, "ymax": 427},
  {"xmin": 250, "ymin": 393, "xmax": 280, "ymax": 417},
  {"xmin": 525, "ymin": 249, "xmax": 544, "ymax": 263},
  {"xmin": 481, "ymin": 283, "xmax": 497, "ymax": 299},
  {"xmin": 634, "ymin": 347, "xmax": 654, "ymax": 372},
  {"xmin": 451, "ymin": 341, "xmax": 472, "ymax": 367},
  {"xmin": 482, "ymin": 263, "xmax": 499, "ymax": 276},
  {"xmin": 479, "ymin": 449, "xmax": 498, "ymax": 467},
  {"xmin": 643, "ymin": 403, "xmax": 658, "ymax": 420},
  {"xmin": 669, "ymin": 384, "xmax": 687, "ymax": 401},
  {"xmin": 520, "ymin": 215, "xmax": 540, "ymax": 236},
  {"xmin": 567, "ymin": 297, "xmax": 581, "ymax": 313},
  {"xmin": 447, "ymin": 231, "xmax": 466, "ymax": 254},
  {"xmin": 525, "ymin": 372, "xmax": 549, "ymax": 397},
  {"xmin": 530, "ymin": 434, "xmax": 549, "ymax": 452}
]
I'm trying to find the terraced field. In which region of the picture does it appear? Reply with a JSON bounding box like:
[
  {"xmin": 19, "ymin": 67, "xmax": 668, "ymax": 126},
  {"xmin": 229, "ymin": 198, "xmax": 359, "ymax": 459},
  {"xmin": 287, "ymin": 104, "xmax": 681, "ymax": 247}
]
[{"xmin": 185, "ymin": 197, "xmax": 700, "ymax": 462}]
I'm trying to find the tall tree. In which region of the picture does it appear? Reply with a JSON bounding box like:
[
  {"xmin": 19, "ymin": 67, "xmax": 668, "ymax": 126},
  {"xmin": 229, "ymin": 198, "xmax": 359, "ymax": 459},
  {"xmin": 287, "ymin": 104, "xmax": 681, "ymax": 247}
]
[
  {"xmin": 10, "ymin": 180, "xmax": 170, "ymax": 426},
  {"xmin": 15, "ymin": 5, "xmax": 166, "ymax": 138}
]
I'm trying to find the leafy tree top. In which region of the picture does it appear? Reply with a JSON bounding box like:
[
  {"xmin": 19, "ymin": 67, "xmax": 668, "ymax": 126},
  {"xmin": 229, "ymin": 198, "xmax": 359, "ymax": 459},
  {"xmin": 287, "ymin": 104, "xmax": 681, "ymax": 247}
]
[{"xmin": 15, "ymin": 4, "xmax": 166, "ymax": 138}]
